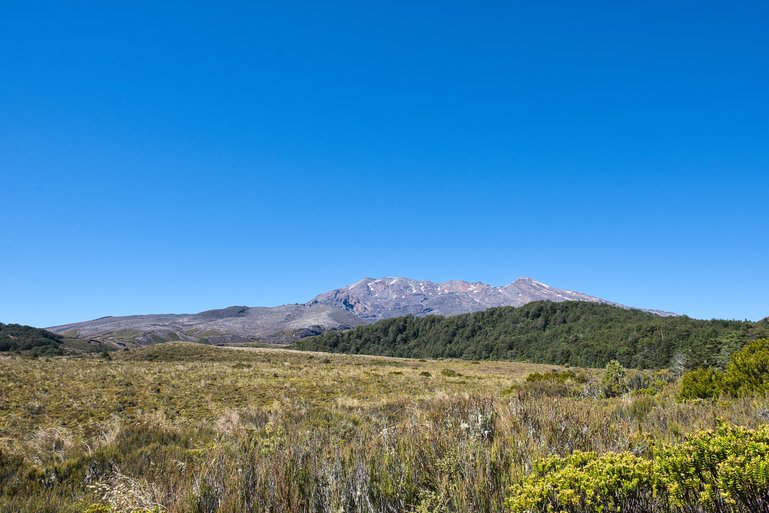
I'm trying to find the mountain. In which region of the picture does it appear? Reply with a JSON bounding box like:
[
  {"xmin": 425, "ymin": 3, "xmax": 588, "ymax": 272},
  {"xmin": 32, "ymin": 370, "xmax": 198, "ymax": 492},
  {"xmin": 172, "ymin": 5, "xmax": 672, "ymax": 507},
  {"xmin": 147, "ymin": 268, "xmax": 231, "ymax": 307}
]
[
  {"xmin": 309, "ymin": 276, "xmax": 670, "ymax": 320},
  {"xmin": 47, "ymin": 276, "xmax": 672, "ymax": 347},
  {"xmin": 295, "ymin": 301, "xmax": 769, "ymax": 369},
  {"xmin": 48, "ymin": 304, "xmax": 364, "ymax": 348}
]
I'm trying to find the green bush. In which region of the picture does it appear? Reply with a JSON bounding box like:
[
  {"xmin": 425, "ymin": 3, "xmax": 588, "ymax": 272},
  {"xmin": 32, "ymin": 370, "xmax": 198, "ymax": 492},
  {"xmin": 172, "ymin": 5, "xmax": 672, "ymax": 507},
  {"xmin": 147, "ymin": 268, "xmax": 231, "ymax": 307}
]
[
  {"xmin": 511, "ymin": 369, "xmax": 591, "ymax": 398},
  {"xmin": 601, "ymin": 360, "xmax": 627, "ymax": 398},
  {"xmin": 82, "ymin": 505, "xmax": 114, "ymax": 513},
  {"xmin": 679, "ymin": 367, "xmax": 723, "ymax": 400},
  {"xmin": 655, "ymin": 423, "xmax": 769, "ymax": 511},
  {"xmin": 506, "ymin": 380, "xmax": 582, "ymax": 399},
  {"xmin": 506, "ymin": 451, "xmax": 659, "ymax": 513},
  {"xmin": 721, "ymin": 337, "xmax": 769, "ymax": 397},
  {"xmin": 525, "ymin": 369, "xmax": 587, "ymax": 384},
  {"xmin": 506, "ymin": 423, "xmax": 769, "ymax": 513},
  {"xmin": 678, "ymin": 337, "xmax": 769, "ymax": 400}
]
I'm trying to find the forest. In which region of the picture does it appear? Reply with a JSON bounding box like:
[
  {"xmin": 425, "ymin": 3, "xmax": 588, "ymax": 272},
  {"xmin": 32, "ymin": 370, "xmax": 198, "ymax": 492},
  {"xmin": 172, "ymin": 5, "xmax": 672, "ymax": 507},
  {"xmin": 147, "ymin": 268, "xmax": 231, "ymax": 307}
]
[
  {"xmin": 295, "ymin": 301, "xmax": 769, "ymax": 369},
  {"xmin": 0, "ymin": 322, "xmax": 64, "ymax": 355}
]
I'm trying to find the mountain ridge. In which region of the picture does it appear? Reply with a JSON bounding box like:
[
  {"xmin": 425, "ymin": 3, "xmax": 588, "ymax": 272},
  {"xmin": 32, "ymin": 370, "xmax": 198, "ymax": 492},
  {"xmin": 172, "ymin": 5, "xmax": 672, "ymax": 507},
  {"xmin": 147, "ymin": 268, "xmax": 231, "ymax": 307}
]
[
  {"xmin": 47, "ymin": 276, "xmax": 674, "ymax": 347},
  {"xmin": 309, "ymin": 276, "xmax": 674, "ymax": 319}
]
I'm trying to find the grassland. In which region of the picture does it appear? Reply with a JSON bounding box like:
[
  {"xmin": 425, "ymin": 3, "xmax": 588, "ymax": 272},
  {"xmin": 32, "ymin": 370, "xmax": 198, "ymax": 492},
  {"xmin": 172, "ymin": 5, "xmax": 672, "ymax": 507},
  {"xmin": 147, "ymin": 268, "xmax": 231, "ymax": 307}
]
[{"xmin": 1, "ymin": 343, "xmax": 768, "ymax": 512}]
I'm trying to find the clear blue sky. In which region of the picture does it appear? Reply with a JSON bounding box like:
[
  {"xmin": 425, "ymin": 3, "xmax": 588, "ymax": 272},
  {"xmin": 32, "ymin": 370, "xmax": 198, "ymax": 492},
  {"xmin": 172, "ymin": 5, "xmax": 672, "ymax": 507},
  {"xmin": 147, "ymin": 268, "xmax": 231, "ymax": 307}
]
[{"xmin": 2, "ymin": 1, "xmax": 768, "ymax": 327}]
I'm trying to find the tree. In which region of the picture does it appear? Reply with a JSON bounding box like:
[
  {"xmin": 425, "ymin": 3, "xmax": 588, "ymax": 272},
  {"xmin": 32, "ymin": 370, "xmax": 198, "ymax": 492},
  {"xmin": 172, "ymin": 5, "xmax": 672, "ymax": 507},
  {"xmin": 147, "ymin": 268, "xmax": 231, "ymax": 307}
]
[{"xmin": 601, "ymin": 360, "xmax": 627, "ymax": 398}]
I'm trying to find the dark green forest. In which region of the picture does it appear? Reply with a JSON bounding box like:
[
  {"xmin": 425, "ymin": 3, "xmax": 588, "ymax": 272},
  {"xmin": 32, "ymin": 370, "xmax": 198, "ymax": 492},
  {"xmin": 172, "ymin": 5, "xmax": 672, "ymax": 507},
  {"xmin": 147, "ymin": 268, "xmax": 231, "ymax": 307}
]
[
  {"xmin": 295, "ymin": 301, "xmax": 769, "ymax": 369},
  {"xmin": 0, "ymin": 323, "xmax": 64, "ymax": 355}
]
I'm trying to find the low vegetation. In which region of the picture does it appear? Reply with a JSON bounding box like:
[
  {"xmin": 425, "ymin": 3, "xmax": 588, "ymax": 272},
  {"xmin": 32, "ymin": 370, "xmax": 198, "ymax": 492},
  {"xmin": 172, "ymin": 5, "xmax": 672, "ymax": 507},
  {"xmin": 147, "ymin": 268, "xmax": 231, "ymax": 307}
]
[
  {"xmin": 294, "ymin": 301, "xmax": 769, "ymax": 369},
  {"xmin": 506, "ymin": 423, "xmax": 769, "ymax": 513},
  {"xmin": 0, "ymin": 323, "xmax": 64, "ymax": 356},
  {"xmin": 679, "ymin": 337, "xmax": 769, "ymax": 399},
  {"xmin": 0, "ymin": 322, "xmax": 113, "ymax": 356},
  {"xmin": 1, "ymin": 342, "xmax": 768, "ymax": 512}
]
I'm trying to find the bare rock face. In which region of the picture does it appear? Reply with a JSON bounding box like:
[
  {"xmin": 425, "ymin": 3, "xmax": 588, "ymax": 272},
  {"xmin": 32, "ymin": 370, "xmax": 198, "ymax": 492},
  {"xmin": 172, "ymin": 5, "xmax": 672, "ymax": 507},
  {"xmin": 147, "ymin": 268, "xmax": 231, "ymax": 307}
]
[
  {"xmin": 47, "ymin": 276, "xmax": 672, "ymax": 346},
  {"xmin": 309, "ymin": 276, "xmax": 620, "ymax": 320}
]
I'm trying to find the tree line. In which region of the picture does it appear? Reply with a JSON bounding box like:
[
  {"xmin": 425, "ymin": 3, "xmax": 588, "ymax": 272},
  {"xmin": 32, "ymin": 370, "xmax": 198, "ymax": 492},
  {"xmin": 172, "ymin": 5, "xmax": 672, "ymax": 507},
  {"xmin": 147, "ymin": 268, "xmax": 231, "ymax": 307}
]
[
  {"xmin": 0, "ymin": 323, "xmax": 64, "ymax": 355},
  {"xmin": 294, "ymin": 301, "xmax": 769, "ymax": 369}
]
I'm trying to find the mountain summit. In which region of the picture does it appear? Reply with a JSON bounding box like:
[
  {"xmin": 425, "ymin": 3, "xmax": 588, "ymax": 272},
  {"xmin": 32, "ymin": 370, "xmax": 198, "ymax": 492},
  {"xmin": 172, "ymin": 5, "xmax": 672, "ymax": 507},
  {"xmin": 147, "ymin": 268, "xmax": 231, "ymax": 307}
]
[
  {"xmin": 309, "ymin": 276, "xmax": 618, "ymax": 320},
  {"xmin": 47, "ymin": 276, "xmax": 671, "ymax": 347}
]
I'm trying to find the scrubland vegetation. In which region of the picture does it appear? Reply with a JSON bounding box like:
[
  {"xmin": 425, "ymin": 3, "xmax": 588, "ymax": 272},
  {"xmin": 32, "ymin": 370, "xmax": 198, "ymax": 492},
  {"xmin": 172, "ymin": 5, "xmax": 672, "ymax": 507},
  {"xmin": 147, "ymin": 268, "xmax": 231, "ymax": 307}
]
[
  {"xmin": 679, "ymin": 338, "xmax": 769, "ymax": 400},
  {"xmin": 1, "ymin": 341, "xmax": 768, "ymax": 512},
  {"xmin": 0, "ymin": 323, "xmax": 65, "ymax": 356}
]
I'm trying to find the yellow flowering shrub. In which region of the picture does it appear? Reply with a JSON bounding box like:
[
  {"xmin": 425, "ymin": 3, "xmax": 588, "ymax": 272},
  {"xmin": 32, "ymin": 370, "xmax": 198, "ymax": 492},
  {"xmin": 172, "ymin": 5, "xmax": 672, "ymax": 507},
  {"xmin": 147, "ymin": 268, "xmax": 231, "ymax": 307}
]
[{"xmin": 506, "ymin": 423, "xmax": 769, "ymax": 513}]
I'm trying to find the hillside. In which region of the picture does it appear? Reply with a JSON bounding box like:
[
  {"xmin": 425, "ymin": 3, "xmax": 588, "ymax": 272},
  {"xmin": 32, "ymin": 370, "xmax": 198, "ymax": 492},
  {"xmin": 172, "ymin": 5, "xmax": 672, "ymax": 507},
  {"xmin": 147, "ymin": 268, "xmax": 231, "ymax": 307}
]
[
  {"xmin": 47, "ymin": 276, "xmax": 671, "ymax": 346},
  {"xmin": 0, "ymin": 323, "xmax": 64, "ymax": 355},
  {"xmin": 48, "ymin": 303, "xmax": 364, "ymax": 348},
  {"xmin": 295, "ymin": 301, "xmax": 769, "ymax": 369}
]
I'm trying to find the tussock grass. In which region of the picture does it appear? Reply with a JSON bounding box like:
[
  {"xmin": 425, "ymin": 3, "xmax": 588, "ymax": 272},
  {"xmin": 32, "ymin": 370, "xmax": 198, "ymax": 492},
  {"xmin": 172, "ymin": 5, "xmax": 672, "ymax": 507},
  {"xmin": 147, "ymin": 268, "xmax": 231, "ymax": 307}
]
[{"xmin": 0, "ymin": 342, "xmax": 767, "ymax": 512}]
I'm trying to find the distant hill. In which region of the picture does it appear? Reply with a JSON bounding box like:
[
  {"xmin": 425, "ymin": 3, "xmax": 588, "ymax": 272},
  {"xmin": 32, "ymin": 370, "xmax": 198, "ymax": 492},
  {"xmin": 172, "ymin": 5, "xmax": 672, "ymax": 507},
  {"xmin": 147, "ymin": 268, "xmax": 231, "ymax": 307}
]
[
  {"xmin": 294, "ymin": 301, "xmax": 769, "ymax": 370},
  {"xmin": 48, "ymin": 304, "xmax": 365, "ymax": 348},
  {"xmin": 47, "ymin": 276, "xmax": 672, "ymax": 346},
  {"xmin": 0, "ymin": 323, "xmax": 64, "ymax": 355}
]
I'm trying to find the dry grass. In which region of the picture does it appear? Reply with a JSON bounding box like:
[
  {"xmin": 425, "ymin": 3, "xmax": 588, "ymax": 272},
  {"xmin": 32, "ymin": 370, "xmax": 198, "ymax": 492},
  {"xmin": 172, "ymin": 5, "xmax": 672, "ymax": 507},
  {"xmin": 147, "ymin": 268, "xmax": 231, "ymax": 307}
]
[
  {"xmin": 0, "ymin": 343, "xmax": 767, "ymax": 512},
  {"xmin": 0, "ymin": 344, "xmax": 559, "ymax": 450}
]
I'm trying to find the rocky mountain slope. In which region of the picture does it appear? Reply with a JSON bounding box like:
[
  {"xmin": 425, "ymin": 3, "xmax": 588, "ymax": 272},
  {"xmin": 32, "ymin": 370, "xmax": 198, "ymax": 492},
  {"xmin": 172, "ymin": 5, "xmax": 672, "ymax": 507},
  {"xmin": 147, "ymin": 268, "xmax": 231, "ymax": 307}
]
[
  {"xmin": 47, "ymin": 276, "xmax": 671, "ymax": 347},
  {"xmin": 310, "ymin": 276, "xmax": 628, "ymax": 320},
  {"xmin": 48, "ymin": 304, "xmax": 364, "ymax": 348}
]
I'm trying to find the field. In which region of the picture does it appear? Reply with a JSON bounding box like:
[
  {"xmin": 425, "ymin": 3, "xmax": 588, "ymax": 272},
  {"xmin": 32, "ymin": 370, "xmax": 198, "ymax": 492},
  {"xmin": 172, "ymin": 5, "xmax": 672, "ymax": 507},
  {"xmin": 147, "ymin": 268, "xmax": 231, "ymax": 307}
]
[{"xmin": 1, "ymin": 343, "xmax": 768, "ymax": 512}]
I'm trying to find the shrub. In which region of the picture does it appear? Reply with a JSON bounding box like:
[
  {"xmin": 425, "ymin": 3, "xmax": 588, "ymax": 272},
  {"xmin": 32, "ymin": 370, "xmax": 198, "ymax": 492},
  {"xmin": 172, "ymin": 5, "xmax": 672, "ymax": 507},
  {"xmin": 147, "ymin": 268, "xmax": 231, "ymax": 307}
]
[
  {"xmin": 513, "ymin": 370, "xmax": 590, "ymax": 398},
  {"xmin": 525, "ymin": 369, "xmax": 587, "ymax": 384},
  {"xmin": 505, "ymin": 423, "xmax": 769, "ymax": 513},
  {"xmin": 507, "ymin": 380, "xmax": 581, "ymax": 399},
  {"xmin": 601, "ymin": 360, "xmax": 627, "ymax": 398},
  {"xmin": 679, "ymin": 367, "xmax": 723, "ymax": 400},
  {"xmin": 83, "ymin": 505, "xmax": 114, "ymax": 513},
  {"xmin": 655, "ymin": 423, "xmax": 769, "ymax": 511},
  {"xmin": 721, "ymin": 337, "xmax": 769, "ymax": 396},
  {"xmin": 506, "ymin": 451, "xmax": 659, "ymax": 512}
]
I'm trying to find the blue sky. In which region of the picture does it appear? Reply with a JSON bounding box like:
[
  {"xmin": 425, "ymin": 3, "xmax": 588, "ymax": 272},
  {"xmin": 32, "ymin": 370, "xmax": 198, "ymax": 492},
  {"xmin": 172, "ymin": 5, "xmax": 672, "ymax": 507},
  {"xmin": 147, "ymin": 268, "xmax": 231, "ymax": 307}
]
[{"xmin": 2, "ymin": 1, "xmax": 768, "ymax": 326}]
